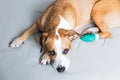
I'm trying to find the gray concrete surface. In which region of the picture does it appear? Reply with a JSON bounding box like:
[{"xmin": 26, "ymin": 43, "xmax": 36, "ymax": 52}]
[{"xmin": 0, "ymin": 0, "xmax": 120, "ymax": 80}]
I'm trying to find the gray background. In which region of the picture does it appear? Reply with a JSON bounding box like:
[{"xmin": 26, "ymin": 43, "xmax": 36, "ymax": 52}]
[{"xmin": 0, "ymin": 0, "xmax": 120, "ymax": 80}]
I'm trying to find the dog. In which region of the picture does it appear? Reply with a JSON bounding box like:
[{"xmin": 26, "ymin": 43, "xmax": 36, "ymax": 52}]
[{"xmin": 9, "ymin": 0, "xmax": 120, "ymax": 72}]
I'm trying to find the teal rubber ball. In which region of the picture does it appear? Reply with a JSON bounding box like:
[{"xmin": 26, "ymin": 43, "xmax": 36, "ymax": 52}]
[{"xmin": 80, "ymin": 34, "xmax": 100, "ymax": 42}]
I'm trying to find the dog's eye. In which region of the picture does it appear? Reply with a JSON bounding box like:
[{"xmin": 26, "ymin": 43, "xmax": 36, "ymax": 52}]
[
  {"xmin": 63, "ymin": 48, "xmax": 69, "ymax": 54},
  {"xmin": 48, "ymin": 50, "xmax": 55, "ymax": 55}
]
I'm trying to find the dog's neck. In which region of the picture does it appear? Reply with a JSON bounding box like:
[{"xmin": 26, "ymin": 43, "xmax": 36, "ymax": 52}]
[{"xmin": 39, "ymin": 0, "xmax": 100, "ymax": 33}]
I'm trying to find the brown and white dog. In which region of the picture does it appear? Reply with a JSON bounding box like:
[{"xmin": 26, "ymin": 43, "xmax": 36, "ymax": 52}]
[{"xmin": 9, "ymin": 0, "xmax": 120, "ymax": 72}]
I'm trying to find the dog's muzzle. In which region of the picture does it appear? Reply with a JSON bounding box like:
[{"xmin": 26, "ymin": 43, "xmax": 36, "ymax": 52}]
[{"xmin": 52, "ymin": 55, "xmax": 70, "ymax": 73}]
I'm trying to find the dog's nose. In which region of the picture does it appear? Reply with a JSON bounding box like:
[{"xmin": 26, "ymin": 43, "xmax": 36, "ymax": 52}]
[{"xmin": 57, "ymin": 66, "xmax": 65, "ymax": 73}]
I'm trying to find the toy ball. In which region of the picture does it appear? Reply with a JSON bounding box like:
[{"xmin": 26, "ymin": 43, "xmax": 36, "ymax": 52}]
[{"xmin": 80, "ymin": 34, "xmax": 100, "ymax": 42}]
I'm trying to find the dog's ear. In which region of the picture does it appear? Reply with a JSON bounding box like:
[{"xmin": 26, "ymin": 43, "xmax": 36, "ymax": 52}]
[
  {"xmin": 66, "ymin": 30, "xmax": 81, "ymax": 41},
  {"xmin": 59, "ymin": 29, "xmax": 81, "ymax": 41},
  {"xmin": 39, "ymin": 32, "xmax": 48, "ymax": 52}
]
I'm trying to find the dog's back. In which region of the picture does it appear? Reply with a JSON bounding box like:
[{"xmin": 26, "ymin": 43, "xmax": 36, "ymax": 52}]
[
  {"xmin": 37, "ymin": 0, "xmax": 99, "ymax": 32},
  {"xmin": 91, "ymin": 0, "xmax": 120, "ymax": 28}
]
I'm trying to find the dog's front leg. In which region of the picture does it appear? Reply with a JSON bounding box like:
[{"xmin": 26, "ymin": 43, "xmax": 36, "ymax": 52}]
[{"xmin": 9, "ymin": 23, "xmax": 39, "ymax": 48}]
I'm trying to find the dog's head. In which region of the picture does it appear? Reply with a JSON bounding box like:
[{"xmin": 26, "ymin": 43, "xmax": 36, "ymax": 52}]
[{"xmin": 40, "ymin": 29, "xmax": 80, "ymax": 72}]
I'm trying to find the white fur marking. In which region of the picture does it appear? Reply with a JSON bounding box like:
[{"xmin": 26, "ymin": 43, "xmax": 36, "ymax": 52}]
[
  {"xmin": 56, "ymin": 15, "xmax": 72, "ymax": 35},
  {"xmin": 54, "ymin": 15, "xmax": 72, "ymax": 55},
  {"xmin": 10, "ymin": 38, "xmax": 23, "ymax": 48},
  {"xmin": 53, "ymin": 15, "xmax": 71, "ymax": 71}
]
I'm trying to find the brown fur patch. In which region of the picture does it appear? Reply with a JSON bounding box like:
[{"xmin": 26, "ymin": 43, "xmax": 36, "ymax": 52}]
[{"xmin": 55, "ymin": 35, "xmax": 59, "ymax": 40}]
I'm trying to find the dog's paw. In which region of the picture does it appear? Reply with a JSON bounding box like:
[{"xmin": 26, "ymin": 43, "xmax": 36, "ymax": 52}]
[
  {"xmin": 100, "ymin": 32, "xmax": 112, "ymax": 39},
  {"xmin": 82, "ymin": 27, "xmax": 100, "ymax": 35},
  {"xmin": 40, "ymin": 54, "xmax": 51, "ymax": 65},
  {"xmin": 9, "ymin": 38, "xmax": 24, "ymax": 48}
]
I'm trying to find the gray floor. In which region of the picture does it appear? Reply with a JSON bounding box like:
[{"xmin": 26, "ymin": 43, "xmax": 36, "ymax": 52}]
[{"xmin": 1, "ymin": 0, "xmax": 120, "ymax": 80}]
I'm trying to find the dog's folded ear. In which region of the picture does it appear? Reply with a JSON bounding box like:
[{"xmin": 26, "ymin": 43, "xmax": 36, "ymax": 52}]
[
  {"xmin": 39, "ymin": 32, "xmax": 48, "ymax": 52},
  {"xmin": 66, "ymin": 30, "xmax": 81, "ymax": 41},
  {"xmin": 59, "ymin": 29, "xmax": 81, "ymax": 41}
]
